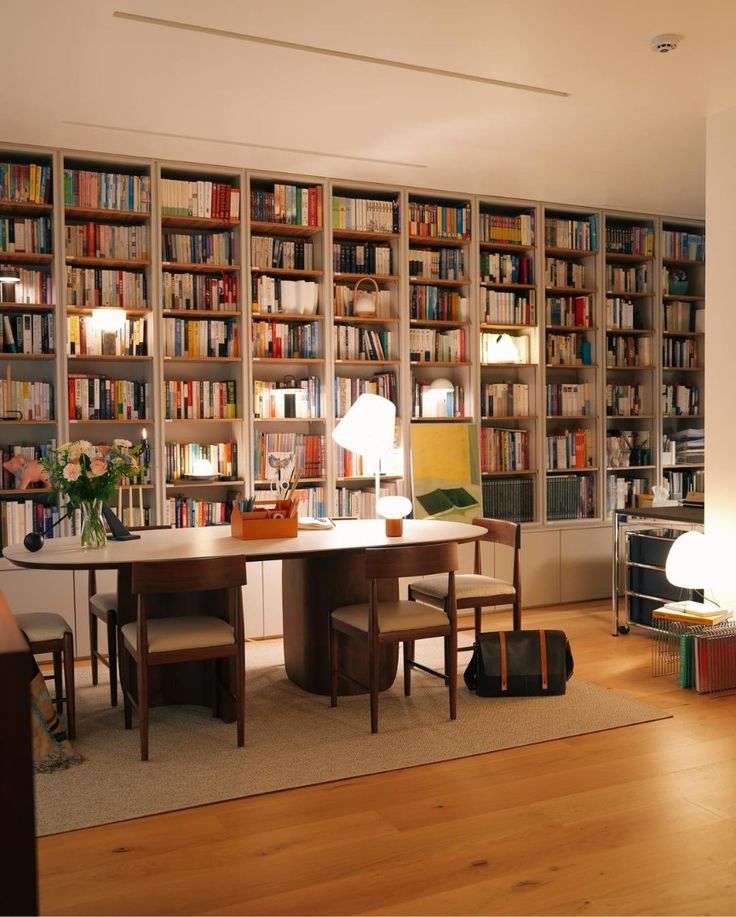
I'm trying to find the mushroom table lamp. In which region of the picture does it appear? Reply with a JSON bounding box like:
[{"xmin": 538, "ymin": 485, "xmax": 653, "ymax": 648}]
[
  {"xmin": 377, "ymin": 495, "xmax": 412, "ymax": 537},
  {"xmin": 664, "ymin": 529, "xmax": 714, "ymax": 613}
]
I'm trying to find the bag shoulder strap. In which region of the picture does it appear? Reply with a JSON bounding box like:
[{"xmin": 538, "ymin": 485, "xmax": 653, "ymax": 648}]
[
  {"xmin": 539, "ymin": 629, "xmax": 548, "ymax": 690},
  {"xmin": 499, "ymin": 631, "xmax": 508, "ymax": 692}
]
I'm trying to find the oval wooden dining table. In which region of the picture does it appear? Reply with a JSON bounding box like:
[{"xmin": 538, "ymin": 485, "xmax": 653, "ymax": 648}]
[{"xmin": 4, "ymin": 518, "xmax": 485, "ymax": 715}]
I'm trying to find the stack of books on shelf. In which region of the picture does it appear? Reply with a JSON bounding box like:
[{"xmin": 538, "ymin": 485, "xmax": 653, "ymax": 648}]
[
  {"xmin": 606, "ymin": 297, "xmax": 636, "ymax": 329},
  {"xmin": 410, "ymin": 287, "xmax": 467, "ymax": 321},
  {"xmin": 481, "ymin": 288, "xmax": 535, "ymax": 325},
  {"xmin": 66, "ymin": 267, "xmax": 148, "ymax": 307},
  {"xmin": 334, "ymin": 326, "xmax": 391, "ymax": 361},
  {"xmin": 163, "ymin": 317, "xmax": 239, "ymax": 358},
  {"xmin": 483, "ymin": 476, "xmax": 534, "ymax": 523},
  {"xmin": 409, "ymin": 248, "xmax": 465, "ymax": 279},
  {"xmin": 331, "ymin": 195, "xmax": 398, "ymax": 233},
  {"xmin": 69, "ymin": 374, "xmax": 150, "ymax": 421},
  {"xmin": 482, "ymin": 382, "xmax": 529, "ymax": 417},
  {"xmin": 605, "ymin": 225, "xmax": 654, "ymax": 255},
  {"xmin": 408, "ymin": 202, "xmax": 470, "ymax": 240},
  {"xmin": 546, "ymin": 333, "xmax": 592, "ymax": 366},
  {"xmin": 164, "ymin": 496, "xmax": 233, "ymax": 528},
  {"xmin": 250, "ymin": 184, "xmax": 322, "ymax": 226},
  {"xmin": 65, "ymin": 223, "xmax": 149, "ymax": 260},
  {"xmin": 165, "ymin": 442, "xmax": 238, "ymax": 481},
  {"xmin": 251, "ymin": 276, "xmax": 319, "ymax": 314},
  {"xmin": 163, "ymin": 231, "xmax": 236, "ymax": 265},
  {"xmin": 1, "ymin": 312, "xmax": 54, "ymax": 354},
  {"xmin": 0, "ymin": 267, "xmax": 51, "ymax": 304},
  {"xmin": 606, "ymin": 264, "xmax": 649, "ymax": 293},
  {"xmin": 479, "ymin": 212, "xmax": 534, "ymax": 245},
  {"xmin": 547, "ymin": 475, "xmax": 595, "ymax": 520},
  {"xmin": 480, "ymin": 251, "xmax": 533, "ymax": 284},
  {"xmin": 545, "ymin": 259, "xmax": 586, "ymax": 288},
  {"xmin": 293, "ymin": 486, "xmax": 326, "ymax": 518},
  {"xmin": 663, "ymin": 337, "xmax": 698, "ymax": 368},
  {"xmin": 253, "ymin": 432, "xmax": 324, "ymax": 479},
  {"xmin": 0, "ymin": 216, "xmax": 52, "ymax": 254},
  {"xmin": 662, "ymin": 383, "xmax": 699, "ymax": 415},
  {"xmin": 67, "ymin": 315, "xmax": 147, "ymax": 356},
  {"xmin": 663, "ymin": 300, "xmax": 699, "ymax": 332},
  {"xmin": 251, "ymin": 321, "xmax": 319, "ymax": 359},
  {"xmin": 161, "ymin": 179, "xmax": 240, "ymax": 220},
  {"xmin": 163, "ymin": 272, "xmax": 238, "ymax": 311},
  {"xmin": 662, "ymin": 230, "xmax": 705, "ymax": 261},
  {"xmin": 607, "ymin": 383, "xmax": 643, "ymax": 417},
  {"xmin": 546, "ymin": 428, "xmax": 593, "ymax": 469},
  {"xmin": 607, "ymin": 475, "xmax": 648, "ymax": 513},
  {"xmin": 253, "ymin": 377, "xmax": 320, "ymax": 419},
  {"xmin": 545, "ymin": 215, "xmax": 598, "ymax": 250},
  {"xmin": 334, "ymin": 373, "xmax": 396, "ymax": 416},
  {"xmin": 546, "ymin": 295, "xmax": 592, "ymax": 327},
  {"xmin": 480, "ymin": 427, "xmax": 529, "ymax": 473},
  {"xmin": 412, "ymin": 380, "xmax": 464, "ymax": 419},
  {"xmin": 332, "ymin": 242, "xmax": 391, "ymax": 274},
  {"xmin": 252, "ymin": 237, "xmax": 313, "ymax": 270},
  {"xmin": 547, "ymin": 383, "xmax": 592, "ymax": 417},
  {"xmin": 64, "ymin": 170, "xmax": 151, "ymax": 212},
  {"xmin": 607, "ymin": 334, "xmax": 651, "ymax": 367},
  {"xmin": 0, "ymin": 379, "xmax": 54, "ymax": 420},
  {"xmin": 0, "ymin": 161, "xmax": 52, "ymax": 204},
  {"xmin": 409, "ymin": 328, "xmax": 466, "ymax": 362},
  {"xmin": 164, "ymin": 380, "xmax": 237, "ymax": 420}
]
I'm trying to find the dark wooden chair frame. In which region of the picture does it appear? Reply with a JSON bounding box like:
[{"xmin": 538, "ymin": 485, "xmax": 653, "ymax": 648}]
[
  {"xmin": 120, "ymin": 554, "xmax": 247, "ymax": 761},
  {"xmin": 25, "ymin": 626, "xmax": 76, "ymax": 740},
  {"xmin": 330, "ymin": 541, "xmax": 458, "ymax": 734},
  {"xmin": 89, "ymin": 525, "xmax": 171, "ymax": 707},
  {"xmin": 408, "ymin": 517, "xmax": 521, "ymax": 649}
]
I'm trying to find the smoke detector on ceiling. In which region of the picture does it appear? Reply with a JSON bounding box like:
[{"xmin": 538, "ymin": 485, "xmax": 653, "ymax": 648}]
[{"xmin": 649, "ymin": 33, "xmax": 682, "ymax": 54}]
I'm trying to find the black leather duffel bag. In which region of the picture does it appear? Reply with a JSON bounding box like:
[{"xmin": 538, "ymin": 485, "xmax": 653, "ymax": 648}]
[{"xmin": 464, "ymin": 629, "xmax": 574, "ymax": 697}]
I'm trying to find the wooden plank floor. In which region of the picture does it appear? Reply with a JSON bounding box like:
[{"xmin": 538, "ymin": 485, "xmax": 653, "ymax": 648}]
[{"xmin": 38, "ymin": 601, "xmax": 736, "ymax": 916}]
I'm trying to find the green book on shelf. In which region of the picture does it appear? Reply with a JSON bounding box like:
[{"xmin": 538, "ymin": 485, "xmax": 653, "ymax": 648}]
[{"xmin": 678, "ymin": 633, "xmax": 694, "ymax": 688}]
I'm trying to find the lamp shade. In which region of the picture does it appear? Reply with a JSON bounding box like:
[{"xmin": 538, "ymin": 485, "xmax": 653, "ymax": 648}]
[
  {"xmin": 376, "ymin": 495, "xmax": 412, "ymax": 520},
  {"xmin": 332, "ymin": 393, "xmax": 395, "ymax": 461},
  {"xmin": 429, "ymin": 377, "xmax": 454, "ymax": 392},
  {"xmin": 191, "ymin": 458, "xmax": 215, "ymax": 478},
  {"xmin": 0, "ymin": 267, "xmax": 20, "ymax": 283},
  {"xmin": 91, "ymin": 307, "xmax": 127, "ymax": 332},
  {"xmin": 665, "ymin": 530, "xmax": 711, "ymax": 589}
]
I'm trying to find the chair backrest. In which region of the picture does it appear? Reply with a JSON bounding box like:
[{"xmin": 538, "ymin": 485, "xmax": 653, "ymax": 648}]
[
  {"xmin": 131, "ymin": 554, "xmax": 247, "ymax": 596},
  {"xmin": 365, "ymin": 541, "xmax": 458, "ymax": 581},
  {"xmin": 471, "ymin": 517, "xmax": 521, "ymax": 589}
]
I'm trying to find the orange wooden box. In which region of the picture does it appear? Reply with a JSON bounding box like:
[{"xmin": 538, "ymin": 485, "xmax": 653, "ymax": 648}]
[{"xmin": 230, "ymin": 500, "xmax": 298, "ymax": 540}]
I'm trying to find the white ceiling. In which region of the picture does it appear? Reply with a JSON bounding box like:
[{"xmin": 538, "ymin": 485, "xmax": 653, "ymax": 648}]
[{"xmin": 5, "ymin": 0, "xmax": 736, "ymax": 217}]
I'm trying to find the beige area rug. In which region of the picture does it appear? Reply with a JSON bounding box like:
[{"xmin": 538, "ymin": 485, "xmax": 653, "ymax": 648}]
[{"xmin": 35, "ymin": 638, "xmax": 669, "ymax": 836}]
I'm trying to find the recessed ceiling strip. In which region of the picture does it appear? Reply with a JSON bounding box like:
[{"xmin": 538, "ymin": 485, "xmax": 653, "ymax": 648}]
[
  {"xmin": 62, "ymin": 120, "xmax": 427, "ymax": 168},
  {"xmin": 113, "ymin": 11, "xmax": 569, "ymax": 98}
]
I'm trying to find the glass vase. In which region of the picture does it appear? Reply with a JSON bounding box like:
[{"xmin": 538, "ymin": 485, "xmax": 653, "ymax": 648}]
[{"xmin": 80, "ymin": 498, "xmax": 107, "ymax": 550}]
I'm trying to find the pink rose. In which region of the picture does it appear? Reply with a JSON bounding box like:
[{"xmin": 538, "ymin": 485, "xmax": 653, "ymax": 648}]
[
  {"xmin": 89, "ymin": 459, "xmax": 107, "ymax": 477},
  {"xmin": 62, "ymin": 462, "xmax": 82, "ymax": 482}
]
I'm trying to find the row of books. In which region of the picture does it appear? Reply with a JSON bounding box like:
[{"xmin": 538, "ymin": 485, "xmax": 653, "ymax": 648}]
[
  {"xmin": 547, "ymin": 333, "xmax": 593, "ymax": 366},
  {"xmin": 678, "ymin": 627, "xmax": 736, "ymax": 694},
  {"xmin": 605, "ymin": 225, "xmax": 654, "ymax": 256},
  {"xmin": 0, "ymin": 267, "xmax": 51, "ymax": 305},
  {"xmin": 606, "ymin": 475, "xmax": 648, "ymax": 513},
  {"xmin": 408, "ymin": 202, "xmax": 471, "ymax": 240},
  {"xmin": 662, "ymin": 230, "xmax": 705, "ymax": 262},
  {"xmin": 409, "ymin": 328, "xmax": 466, "ymax": 362},
  {"xmin": 1, "ymin": 312, "xmax": 54, "ymax": 354},
  {"xmin": 334, "ymin": 372, "xmax": 396, "ymax": 418},
  {"xmin": 67, "ymin": 316, "xmax": 147, "ymax": 356},
  {"xmin": 546, "ymin": 295, "xmax": 593, "ymax": 328},
  {"xmin": 66, "ymin": 267, "xmax": 148, "ymax": 307},
  {"xmin": 251, "ymin": 237, "xmax": 313, "ymax": 270},
  {"xmin": 480, "ymin": 252, "xmax": 533, "ymax": 285},
  {"xmin": 606, "ymin": 264, "xmax": 650, "ymax": 294},
  {"xmin": 253, "ymin": 433, "xmax": 325, "ymax": 479},
  {"xmin": 331, "ymin": 196, "xmax": 399, "ymax": 234},
  {"xmin": 544, "ymin": 216, "xmax": 598, "ymax": 252},
  {"xmin": 1, "ymin": 500, "xmax": 61, "ymax": 551},
  {"xmin": 0, "ymin": 162, "xmax": 51, "ymax": 204},
  {"xmin": 481, "ymin": 289, "xmax": 536, "ymax": 326},
  {"xmin": 65, "ymin": 223, "xmax": 149, "ymax": 261},
  {"xmin": 335, "ymin": 436, "xmax": 402, "ymax": 477},
  {"xmin": 0, "ymin": 217, "xmax": 52, "ymax": 254},
  {"xmin": 0, "ymin": 380, "xmax": 54, "ymax": 420},
  {"xmin": 1, "ymin": 443, "xmax": 54, "ymax": 489},
  {"xmin": 163, "ymin": 317, "xmax": 239, "ymax": 359},
  {"xmin": 545, "ymin": 259, "xmax": 587, "ymax": 289},
  {"xmin": 480, "ymin": 332, "xmax": 529, "ymax": 364},
  {"xmin": 163, "ymin": 497, "xmax": 232, "ymax": 528},
  {"xmin": 607, "ymin": 334, "xmax": 651, "ymax": 368},
  {"xmin": 251, "ymin": 276, "xmax": 319, "ymax": 314},
  {"xmin": 253, "ymin": 376, "xmax": 321, "ymax": 419},
  {"xmin": 165, "ymin": 441, "xmax": 239, "ymax": 481},
  {"xmin": 161, "ymin": 179, "xmax": 240, "ymax": 221},
  {"xmin": 606, "ymin": 297, "xmax": 638, "ymax": 330},
  {"xmin": 412, "ymin": 381, "xmax": 465, "ymax": 419},
  {"xmin": 334, "ymin": 326, "xmax": 392, "ymax": 361},
  {"xmin": 409, "ymin": 248, "xmax": 465, "ymax": 280},
  {"xmin": 251, "ymin": 321, "xmax": 320, "ymax": 359},
  {"xmin": 250, "ymin": 184, "xmax": 322, "ymax": 227},
  {"xmin": 335, "ymin": 483, "xmax": 400, "ymax": 519},
  {"xmin": 606, "ymin": 383, "xmax": 643, "ymax": 417},
  {"xmin": 546, "ymin": 428, "xmax": 593, "ymax": 469},
  {"xmin": 663, "ymin": 300, "xmax": 700, "ymax": 333},
  {"xmin": 162, "ymin": 231, "xmax": 236, "ymax": 265},
  {"xmin": 662, "ymin": 383, "xmax": 699, "ymax": 416},
  {"xmin": 663, "ymin": 338, "xmax": 699, "ymax": 368},
  {"xmin": 64, "ymin": 170, "xmax": 151, "ymax": 213},
  {"xmin": 68, "ymin": 375, "xmax": 150, "ymax": 421},
  {"xmin": 481, "ymin": 382, "xmax": 530, "ymax": 418},
  {"xmin": 163, "ymin": 271, "xmax": 238, "ymax": 311},
  {"xmin": 332, "ymin": 242, "xmax": 392, "ymax": 275},
  {"xmin": 479, "ymin": 212, "xmax": 534, "ymax": 246},
  {"xmin": 483, "ymin": 476, "xmax": 534, "ymax": 523},
  {"xmin": 334, "ymin": 284, "xmax": 391, "ymax": 318},
  {"xmin": 546, "ymin": 474, "xmax": 596, "ymax": 520},
  {"xmin": 663, "ymin": 468, "xmax": 704, "ymax": 499},
  {"xmin": 547, "ymin": 383, "xmax": 593, "ymax": 417},
  {"xmin": 164, "ymin": 379, "xmax": 238, "ymax": 420},
  {"xmin": 410, "ymin": 287, "xmax": 468, "ymax": 322},
  {"xmin": 480, "ymin": 426, "xmax": 530, "ymax": 473}
]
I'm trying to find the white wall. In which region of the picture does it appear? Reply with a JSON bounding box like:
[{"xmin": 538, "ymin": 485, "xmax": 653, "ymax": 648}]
[{"xmin": 705, "ymin": 105, "xmax": 736, "ymax": 608}]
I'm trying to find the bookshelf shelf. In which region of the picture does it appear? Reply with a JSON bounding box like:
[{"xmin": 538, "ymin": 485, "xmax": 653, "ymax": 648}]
[
  {"xmin": 605, "ymin": 253, "xmax": 654, "ymax": 263},
  {"xmin": 409, "ymin": 277, "xmax": 470, "ymax": 288},
  {"xmin": 250, "ymin": 221, "xmax": 321, "ymax": 238},
  {"xmin": 333, "ymin": 315, "xmax": 398, "ymax": 325},
  {"xmin": 67, "ymin": 355, "xmax": 152, "ymax": 362},
  {"xmin": 482, "ymin": 361, "xmax": 535, "ymax": 368},
  {"xmin": 662, "ymin": 257, "xmax": 705, "ymax": 268},
  {"xmin": 332, "ymin": 229, "xmax": 399, "ymax": 243},
  {"xmin": 69, "ymin": 418, "xmax": 150, "ymax": 426},
  {"xmin": 334, "ymin": 359, "xmax": 401, "ymax": 366},
  {"xmin": 661, "ymin": 366, "xmax": 701, "ymax": 372},
  {"xmin": 482, "ymin": 415, "xmax": 537, "ymax": 422},
  {"xmin": 0, "ymin": 252, "xmax": 53, "ymax": 264},
  {"xmin": 547, "ymin": 323, "xmax": 596, "ymax": 332},
  {"xmin": 0, "ymin": 200, "xmax": 52, "ymax": 216},
  {"xmin": 65, "ymin": 256, "xmax": 149, "ymax": 270},
  {"xmin": 410, "ymin": 319, "xmax": 471, "ymax": 329},
  {"xmin": 606, "ymin": 465, "xmax": 656, "ymax": 472},
  {"xmin": 410, "ymin": 360, "xmax": 471, "ymax": 367},
  {"xmin": 163, "ymin": 308, "xmax": 240, "ymax": 319},
  {"xmin": 0, "ymin": 421, "xmax": 56, "ymax": 426},
  {"xmin": 0, "ymin": 353, "xmax": 55, "ymax": 361},
  {"xmin": 162, "ymin": 215, "xmax": 239, "ymax": 231},
  {"xmin": 608, "ymin": 414, "xmax": 654, "ymax": 420},
  {"xmin": 163, "ymin": 261, "xmax": 239, "ymax": 274},
  {"xmin": 662, "ymin": 330, "xmax": 703, "ymax": 338},
  {"xmin": 545, "ymin": 247, "xmax": 599, "ymax": 258},
  {"xmin": 333, "ymin": 272, "xmax": 399, "ymax": 283},
  {"xmin": 408, "ymin": 234, "xmax": 467, "ymax": 248},
  {"xmin": 662, "ymin": 463, "xmax": 704, "ymax": 469},
  {"xmin": 547, "ymin": 466, "xmax": 598, "ymax": 474},
  {"xmin": 252, "ymin": 417, "xmax": 324, "ymax": 424},
  {"xmin": 662, "ymin": 294, "xmax": 704, "ymax": 302},
  {"xmin": 480, "ymin": 321, "xmax": 537, "ymax": 331},
  {"xmin": 254, "ymin": 477, "xmax": 324, "ymax": 486},
  {"xmin": 0, "ymin": 488, "xmax": 52, "ymax": 496},
  {"xmin": 251, "ymin": 267, "xmax": 321, "ymax": 279},
  {"xmin": 65, "ymin": 206, "xmax": 150, "ymax": 224},
  {"xmin": 545, "ymin": 286, "xmax": 597, "ymax": 295},
  {"xmin": 335, "ymin": 474, "xmax": 402, "ymax": 484},
  {"xmin": 67, "ymin": 306, "xmax": 149, "ymax": 318},
  {"xmin": 166, "ymin": 480, "xmax": 245, "ymax": 489},
  {"xmin": 547, "ymin": 414, "xmax": 596, "ymax": 420},
  {"xmin": 663, "ymin": 412, "xmax": 702, "ymax": 419},
  {"xmin": 479, "ymin": 241, "xmax": 534, "ymax": 253},
  {"xmin": 0, "ymin": 303, "xmax": 54, "ymax": 312},
  {"xmin": 606, "ymin": 326, "xmax": 654, "ymax": 334},
  {"xmin": 482, "ymin": 469, "xmax": 536, "ymax": 477},
  {"xmin": 411, "ymin": 416, "xmax": 472, "ymax": 423},
  {"xmin": 164, "ymin": 417, "xmax": 244, "ymax": 424},
  {"xmin": 251, "ymin": 312, "xmax": 323, "ymax": 322},
  {"xmin": 163, "ymin": 356, "xmax": 241, "ymax": 364},
  {"xmin": 480, "ymin": 281, "xmax": 535, "ymax": 291},
  {"xmin": 546, "ymin": 363, "xmax": 599, "ymax": 369},
  {"xmin": 606, "ymin": 364, "xmax": 653, "ymax": 371},
  {"xmin": 606, "ymin": 290, "xmax": 652, "ymax": 298},
  {"xmin": 251, "ymin": 357, "xmax": 324, "ymax": 365}
]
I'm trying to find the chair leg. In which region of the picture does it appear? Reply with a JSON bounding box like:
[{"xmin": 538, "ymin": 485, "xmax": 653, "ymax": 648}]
[
  {"xmin": 329, "ymin": 624, "xmax": 339, "ymax": 708},
  {"xmin": 443, "ymin": 636, "xmax": 451, "ymax": 686},
  {"xmin": 449, "ymin": 626, "xmax": 458, "ymax": 721},
  {"xmin": 52, "ymin": 651, "xmax": 63, "ymax": 715},
  {"xmin": 62, "ymin": 632, "xmax": 76, "ymax": 740},
  {"xmin": 106, "ymin": 614, "xmax": 118, "ymax": 707},
  {"xmin": 89, "ymin": 610, "xmax": 98, "ymax": 685},
  {"xmin": 121, "ymin": 635, "xmax": 132, "ymax": 730},
  {"xmin": 235, "ymin": 634, "xmax": 245, "ymax": 748},
  {"xmin": 513, "ymin": 600, "xmax": 522, "ymax": 631},
  {"xmin": 137, "ymin": 653, "xmax": 149, "ymax": 762},
  {"xmin": 403, "ymin": 639, "xmax": 414, "ymax": 696},
  {"xmin": 369, "ymin": 639, "xmax": 379, "ymax": 735}
]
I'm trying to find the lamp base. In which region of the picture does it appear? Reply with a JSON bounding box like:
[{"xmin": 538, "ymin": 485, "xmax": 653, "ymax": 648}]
[{"xmin": 385, "ymin": 517, "xmax": 403, "ymax": 537}]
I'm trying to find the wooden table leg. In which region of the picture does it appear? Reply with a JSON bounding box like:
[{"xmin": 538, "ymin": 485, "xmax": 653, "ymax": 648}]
[{"xmin": 281, "ymin": 552, "xmax": 399, "ymax": 695}]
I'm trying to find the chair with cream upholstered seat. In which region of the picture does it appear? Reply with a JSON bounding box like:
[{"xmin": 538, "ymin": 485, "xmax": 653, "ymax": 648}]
[
  {"xmin": 330, "ymin": 541, "xmax": 458, "ymax": 734},
  {"xmin": 119, "ymin": 554, "xmax": 247, "ymax": 761},
  {"xmin": 14, "ymin": 611, "xmax": 76, "ymax": 740},
  {"xmin": 408, "ymin": 518, "xmax": 521, "ymax": 647}
]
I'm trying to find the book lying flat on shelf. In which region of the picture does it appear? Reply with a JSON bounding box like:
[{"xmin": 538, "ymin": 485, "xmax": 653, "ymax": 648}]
[
  {"xmin": 416, "ymin": 487, "xmax": 479, "ymax": 517},
  {"xmin": 297, "ymin": 516, "xmax": 335, "ymax": 530},
  {"xmin": 654, "ymin": 605, "xmax": 732, "ymax": 626}
]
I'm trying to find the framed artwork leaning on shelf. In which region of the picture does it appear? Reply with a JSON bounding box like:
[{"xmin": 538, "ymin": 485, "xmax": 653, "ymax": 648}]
[{"xmin": 410, "ymin": 422, "xmax": 481, "ymax": 521}]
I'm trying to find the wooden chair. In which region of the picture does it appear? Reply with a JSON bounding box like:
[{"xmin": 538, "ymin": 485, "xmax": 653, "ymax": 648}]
[
  {"xmin": 408, "ymin": 518, "xmax": 521, "ymax": 647},
  {"xmin": 89, "ymin": 525, "xmax": 171, "ymax": 706},
  {"xmin": 120, "ymin": 554, "xmax": 247, "ymax": 761},
  {"xmin": 13, "ymin": 611, "xmax": 76, "ymax": 740},
  {"xmin": 330, "ymin": 541, "xmax": 458, "ymax": 734}
]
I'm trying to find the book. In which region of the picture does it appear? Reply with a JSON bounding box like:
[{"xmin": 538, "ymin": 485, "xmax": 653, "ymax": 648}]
[{"xmin": 416, "ymin": 487, "xmax": 479, "ymax": 517}]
